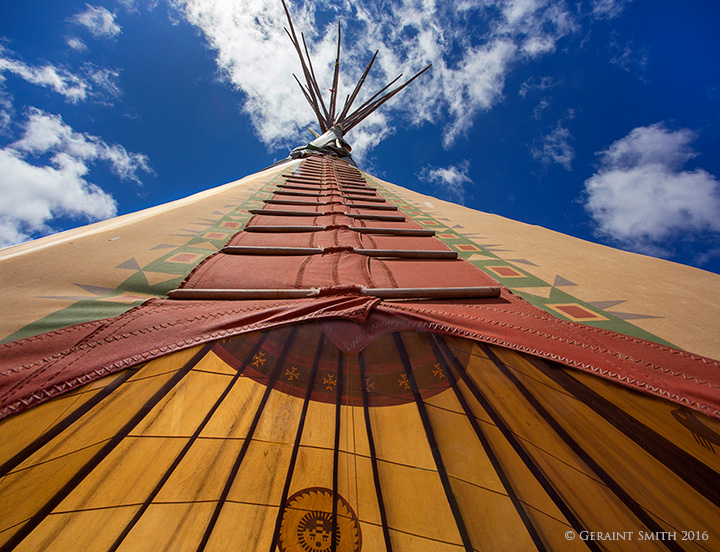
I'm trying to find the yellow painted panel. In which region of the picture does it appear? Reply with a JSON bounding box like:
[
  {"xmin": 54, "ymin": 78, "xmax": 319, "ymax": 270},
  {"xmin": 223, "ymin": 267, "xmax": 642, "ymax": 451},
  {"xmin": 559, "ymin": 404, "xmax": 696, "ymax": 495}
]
[
  {"xmin": 447, "ymin": 477, "xmax": 540, "ymax": 551},
  {"xmin": 455, "ymin": 378, "xmax": 568, "ymax": 525},
  {"xmin": 154, "ymin": 438, "xmax": 244, "ymax": 503},
  {"xmin": 15, "ymin": 505, "xmax": 140, "ymax": 552},
  {"xmin": 55, "ymin": 436, "xmax": 186, "ymax": 511},
  {"xmin": 202, "ymin": 502, "xmax": 277, "ymax": 552},
  {"xmin": 253, "ymin": 389, "xmax": 305, "ymax": 445},
  {"xmin": 300, "ymin": 400, "xmax": 335, "ymax": 449},
  {"xmin": 226, "ymin": 440, "xmax": 291, "ymax": 506},
  {"xmin": 338, "ymin": 453, "xmax": 381, "ymax": 527},
  {"xmin": 462, "ymin": 346, "xmax": 720, "ymax": 547},
  {"xmin": 357, "ymin": 521, "xmax": 386, "ymax": 551},
  {"xmin": 491, "ymin": 347, "xmax": 570, "ymax": 396},
  {"xmin": 338, "ymin": 405, "xmax": 369, "ymax": 459},
  {"xmin": 343, "ymin": 406, "xmax": 371, "ymax": 457},
  {"xmin": 464, "ymin": 353, "xmax": 594, "ymax": 478},
  {"xmin": 423, "ymin": 387, "xmax": 465, "ymax": 415},
  {"xmin": 11, "ymin": 371, "xmax": 178, "ymax": 471},
  {"xmin": 116, "ymin": 502, "xmax": 216, "ymax": 552},
  {"xmin": 424, "ymin": 394, "xmax": 507, "ymax": 494},
  {"xmin": 386, "ymin": 527, "xmax": 465, "ymax": 552},
  {"xmin": 505, "ymin": 358, "xmax": 720, "ymax": 543},
  {"xmin": 124, "ymin": 345, "xmax": 204, "ymax": 383},
  {"xmin": 0, "ymin": 371, "xmax": 123, "ymax": 467},
  {"xmin": 192, "ymin": 349, "xmax": 238, "ymax": 376},
  {"xmin": 368, "ymin": 402, "xmax": 435, "ymax": 470},
  {"xmin": 569, "ymin": 367, "xmax": 720, "ymax": 471},
  {"xmin": 0, "ymin": 347, "xmax": 202, "ymax": 543},
  {"xmin": 130, "ymin": 369, "xmax": 234, "ymax": 437},
  {"xmin": 289, "ymin": 445, "xmax": 334, "ymax": 494},
  {"xmin": 376, "ymin": 460, "xmax": 462, "ymax": 545},
  {"xmin": 199, "ymin": 375, "xmax": 266, "ymax": 439},
  {"xmin": 466, "ymin": 360, "xmax": 652, "ymax": 537},
  {"xmin": 337, "ymin": 449, "xmax": 359, "ymax": 518},
  {"xmin": 0, "ymin": 441, "xmax": 106, "ymax": 543}
]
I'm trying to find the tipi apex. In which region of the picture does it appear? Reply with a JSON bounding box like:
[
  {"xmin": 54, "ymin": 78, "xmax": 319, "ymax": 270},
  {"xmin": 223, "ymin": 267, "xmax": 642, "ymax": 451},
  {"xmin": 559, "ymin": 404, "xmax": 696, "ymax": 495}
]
[
  {"xmin": 0, "ymin": 2, "xmax": 719, "ymax": 551},
  {"xmin": 278, "ymin": 0, "xmax": 431, "ymax": 165}
]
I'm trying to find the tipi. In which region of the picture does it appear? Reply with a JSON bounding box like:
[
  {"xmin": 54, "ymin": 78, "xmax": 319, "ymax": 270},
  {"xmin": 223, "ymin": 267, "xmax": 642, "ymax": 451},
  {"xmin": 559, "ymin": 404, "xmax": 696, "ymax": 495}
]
[{"xmin": 1, "ymin": 3, "xmax": 719, "ymax": 551}]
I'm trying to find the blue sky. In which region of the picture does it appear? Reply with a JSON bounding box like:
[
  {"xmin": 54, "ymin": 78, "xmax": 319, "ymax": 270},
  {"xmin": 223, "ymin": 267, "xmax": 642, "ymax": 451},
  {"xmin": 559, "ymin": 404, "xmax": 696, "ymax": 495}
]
[{"xmin": 1, "ymin": 0, "xmax": 719, "ymax": 273}]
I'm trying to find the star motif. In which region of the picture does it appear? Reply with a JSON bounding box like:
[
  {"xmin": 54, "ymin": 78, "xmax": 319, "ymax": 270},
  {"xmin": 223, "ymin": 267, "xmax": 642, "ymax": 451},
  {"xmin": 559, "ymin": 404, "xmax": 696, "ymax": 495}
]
[
  {"xmin": 431, "ymin": 363, "xmax": 446, "ymax": 380},
  {"xmin": 323, "ymin": 373, "xmax": 337, "ymax": 390},
  {"xmin": 285, "ymin": 366, "xmax": 300, "ymax": 381},
  {"xmin": 251, "ymin": 351, "xmax": 266, "ymax": 368},
  {"xmin": 397, "ymin": 373, "xmax": 410, "ymax": 391},
  {"xmin": 364, "ymin": 377, "xmax": 375, "ymax": 392}
]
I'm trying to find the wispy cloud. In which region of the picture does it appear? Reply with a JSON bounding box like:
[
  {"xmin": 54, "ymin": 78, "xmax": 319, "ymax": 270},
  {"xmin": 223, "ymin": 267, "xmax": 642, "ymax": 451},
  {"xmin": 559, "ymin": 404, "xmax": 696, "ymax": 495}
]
[
  {"xmin": 71, "ymin": 4, "xmax": 122, "ymax": 40},
  {"xmin": 417, "ymin": 160, "xmax": 472, "ymax": 204},
  {"xmin": 532, "ymin": 97, "xmax": 550, "ymax": 120},
  {"xmin": 0, "ymin": 46, "xmax": 121, "ymax": 103},
  {"xmin": 170, "ymin": 0, "xmax": 581, "ymax": 155},
  {"xmin": 0, "ymin": 90, "xmax": 12, "ymax": 134},
  {"xmin": 519, "ymin": 75, "xmax": 556, "ymax": 98},
  {"xmin": 0, "ymin": 108, "xmax": 152, "ymax": 247},
  {"xmin": 590, "ymin": 0, "xmax": 632, "ymax": 20},
  {"xmin": 84, "ymin": 64, "xmax": 122, "ymax": 101},
  {"xmin": 609, "ymin": 38, "xmax": 649, "ymax": 77},
  {"xmin": 0, "ymin": 48, "xmax": 89, "ymax": 102},
  {"xmin": 583, "ymin": 124, "xmax": 720, "ymax": 256},
  {"xmin": 66, "ymin": 37, "xmax": 88, "ymax": 52},
  {"xmin": 532, "ymin": 121, "xmax": 574, "ymax": 170}
]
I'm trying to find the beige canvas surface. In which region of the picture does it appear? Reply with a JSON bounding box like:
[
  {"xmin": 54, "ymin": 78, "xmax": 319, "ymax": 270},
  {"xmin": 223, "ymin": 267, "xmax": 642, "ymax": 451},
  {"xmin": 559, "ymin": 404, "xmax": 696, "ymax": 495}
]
[
  {"xmin": 376, "ymin": 177, "xmax": 720, "ymax": 360},
  {"xmin": 0, "ymin": 163, "xmax": 294, "ymax": 341},
  {"xmin": 2, "ymin": 160, "xmax": 718, "ymax": 361}
]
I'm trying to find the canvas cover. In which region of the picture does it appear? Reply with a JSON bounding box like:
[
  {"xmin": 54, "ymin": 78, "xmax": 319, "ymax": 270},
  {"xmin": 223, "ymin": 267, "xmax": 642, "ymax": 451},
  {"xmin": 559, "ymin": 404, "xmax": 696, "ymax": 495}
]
[{"xmin": 1, "ymin": 155, "xmax": 719, "ymax": 550}]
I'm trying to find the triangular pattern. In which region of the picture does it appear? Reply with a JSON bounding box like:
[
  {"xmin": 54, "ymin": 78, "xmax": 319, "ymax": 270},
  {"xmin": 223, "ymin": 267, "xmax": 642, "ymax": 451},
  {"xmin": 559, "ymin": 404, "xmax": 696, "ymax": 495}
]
[
  {"xmin": 74, "ymin": 283, "xmax": 115, "ymax": 295},
  {"xmin": 142, "ymin": 271, "xmax": 184, "ymax": 286},
  {"xmin": 511, "ymin": 286, "xmax": 553, "ymax": 299},
  {"xmin": 587, "ymin": 300, "xmax": 626, "ymax": 310},
  {"xmin": 468, "ymin": 252, "xmax": 495, "ymax": 260},
  {"xmin": 115, "ymin": 258, "xmax": 141, "ymax": 270},
  {"xmin": 553, "ymin": 275, "xmax": 577, "ymax": 287},
  {"xmin": 607, "ymin": 311, "xmax": 663, "ymax": 320},
  {"xmin": 508, "ymin": 258, "xmax": 538, "ymax": 267}
]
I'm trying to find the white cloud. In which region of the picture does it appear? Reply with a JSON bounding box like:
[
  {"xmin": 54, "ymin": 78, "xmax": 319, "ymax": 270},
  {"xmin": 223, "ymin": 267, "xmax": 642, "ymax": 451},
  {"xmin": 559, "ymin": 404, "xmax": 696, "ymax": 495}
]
[
  {"xmin": 71, "ymin": 4, "xmax": 122, "ymax": 39},
  {"xmin": 118, "ymin": 0, "xmax": 139, "ymax": 11},
  {"xmin": 84, "ymin": 64, "xmax": 122, "ymax": 100},
  {"xmin": 118, "ymin": 0, "xmax": 159, "ymax": 11},
  {"xmin": 532, "ymin": 122, "xmax": 574, "ymax": 170},
  {"xmin": 0, "ymin": 50, "xmax": 89, "ymax": 102},
  {"xmin": 519, "ymin": 75, "xmax": 556, "ymax": 97},
  {"xmin": 0, "ymin": 108, "xmax": 152, "ymax": 247},
  {"xmin": 0, "ymin": 89, "xmax": 12, "ymax": 134},
  {"xmin": 609, "ymin": 39, "xmax": 648, "ymax": 77},
  {"xmin": 0, "ymin": 47, "xmax": 121, "ymax": 103},
  {"xmin": 66, "ymin": 37, "xmax": 89, "ymax": 52},
  {"xmin": 418, "ymin": 160, "xmax": 472, "ymax": 204},
  {"xmin": 583, "ymin": 124, "xmax": 720, "ymax": 255},
  {"xmin": 169, "ymin": 0, "xmax": 580, "ymax": 154},
  {"xmin": 591, "ymin": 0, "xmax": 632, "ymax": 20},
  {"xmin": 0, "ymin": 149, "xmax": 117, "ymax": 246},
  {"xmin": 532, "ymin": 97, "xmax": 550, "ymax": 120}
]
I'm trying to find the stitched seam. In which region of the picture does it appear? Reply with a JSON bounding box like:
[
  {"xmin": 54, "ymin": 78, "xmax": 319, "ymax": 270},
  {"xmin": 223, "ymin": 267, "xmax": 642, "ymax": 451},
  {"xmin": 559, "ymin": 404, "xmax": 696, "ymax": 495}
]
[
  {"xmin": 10, "ymin": 298, "xmax": 371, "ymax": 373},
  {"xmin": 382, "ymin": 303, "xmax": 720, "ymax": 388}
]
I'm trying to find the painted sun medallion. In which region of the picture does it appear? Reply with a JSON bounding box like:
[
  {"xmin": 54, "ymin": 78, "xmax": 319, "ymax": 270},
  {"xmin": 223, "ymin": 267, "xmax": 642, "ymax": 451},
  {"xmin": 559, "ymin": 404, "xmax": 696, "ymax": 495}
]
[{"xmin": 278, "ymin": 488, "xmax": 361, "ymax": 552}]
